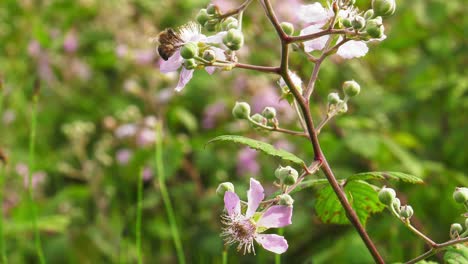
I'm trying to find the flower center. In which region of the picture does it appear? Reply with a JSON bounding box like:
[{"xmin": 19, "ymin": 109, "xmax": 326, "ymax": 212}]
[{"xmin": 221, "ymin": 215, "xmax": 257, "ymax": 254}]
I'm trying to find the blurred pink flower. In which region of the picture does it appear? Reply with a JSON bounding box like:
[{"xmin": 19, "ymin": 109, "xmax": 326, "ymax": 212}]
[
  {"xmin": 27, "ymin": 40, "xmax": 42, "ymax": 58},
  {"xmin": 136, "ymin": 128, "xmax": 156, "ymax": 147},
  {"xmin": 212, "ymin": 0, "xmax": 237, "ymax": 13},
  {"xmin": 237, "ymin": 147, "xmax": 260, "ymax": 176},
  {"xmin": 202, "ymin": 102, "xmax": 226, "ymax": 129},
  {"xmin": 64, "ymin": 29, "xmax": 79, "ymax": 53},
  {"xmin": 116, "ymin": 44, "xmax": 128, "ymax": 58},
  {"xmin": 16, "ymin": 163, "xmax": 47, "ymax": 189},
  {"xmin": 116, "ymin": 149, "xmax": 133, "ymax": 165},
  {"xmin": 142, "ymin": 167, "xmax": 153, "ymax": 182},
  {"xmin": 134, "ymin": 49, "xmax": 155, "ymax": 65},
  {"xmin": 115, "ymin": 124, "xmax": 138, "ymax": 138},
  {"xmin": 222, "ymin": 178, "xmax": 292, "ymax": 254}
]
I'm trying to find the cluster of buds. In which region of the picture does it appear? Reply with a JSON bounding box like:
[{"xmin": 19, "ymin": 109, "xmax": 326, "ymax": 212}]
[
  {"xmin": 340, "ymin": 0, "xmax": 395, "ymax": 40},
  {"xmin": 327, "ymin": 80, "xmax": 360, "ymax": 116},
  {"xmin": 196, "ymin": 4, "xmax": 244, "ymax": 51},
  {"xmin": 378, "ymin": 187, "xmax": 413, "ymax": 220},
  {"xmin": 275, "ymin": 165, "xmax": 299, "ymax": 186},
  {"xmin": 232, "ymin": 102, "xmax": 279, "ymax": 129}
]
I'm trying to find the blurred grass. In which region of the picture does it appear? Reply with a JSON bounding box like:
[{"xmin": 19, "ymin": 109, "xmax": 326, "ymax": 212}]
[{"xmin": 0, "ymin": 0, "xmax": 466, "ymax": 263}]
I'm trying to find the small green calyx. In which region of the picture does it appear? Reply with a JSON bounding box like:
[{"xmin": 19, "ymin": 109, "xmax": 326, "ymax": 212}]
[
  {"xmin": 232, "ymin": 102, "xmax": 251, "ymax": 119},
  {"xmin": 223, "ymin": 29, "xmax": 244, "ymax": 51},
  {"xmin": 216, "ymin": 182, "xmax": 235, "ymax": 198},
  {"xmin": 275, "ymin": 166, "xmax": 298, "ymax": 186},
  {"xmin": 342, "ymin": 80, "xmax": 361, "ymax": 97},
  {"xmin": 180, "ymin": 42, "xmax": 199, "ymax": 59},
  {"xmin": 280, "ymin": 22, "xmax": 295, "ymax": 35},
  {"xmin": 261, "ymin": 107, "xmax": 277, "ymax": 119},
  {"xmin": 453, "ymin": 187, "xmax": 468, "ymax": 203},
  {"xmin": 378, "ymin": 187, "xmax": 396, "ymax": 205},
  {"xmin": 372, "ymin": 0, "xmax": 396, "ymax": 17},
  {"xmin": 278, "ymin": 194, "xmax": 294, "ymax": 206},
  {"xmin": 399, "ymin": 205, "xmax": 414, "ymax": 219}
]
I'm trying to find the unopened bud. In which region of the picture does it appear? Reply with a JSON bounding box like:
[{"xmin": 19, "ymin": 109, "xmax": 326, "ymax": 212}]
[
  {"xmin": 343, "ymin": 80, "xmax": 361, "ymax": 97},
  {"xmin": 275, "ymin": 166, "xmax": 298, "ymax": 186},
  {"xmin": 206, "ymin": 4, "xmax": 219, "ymax": 15},
  {"xmin": 342, "ymin": 18, "xmax": 352, "ymax": 28},
  {"xmin": 364, "ymin": 9, "xmax": 375, "ymax": 19},
  {"xmin": 280, "ymin": 22, "xmax": 294, "ymax": 35},
  {"xmin": 278, "ymin": 194, "xmax": 294, "ymax": 206},
  {"xmin": 262, "ymin": 107, "xmax": 277, "ymax": 119},
  {"xmin": 180, "ymin": 42, "xmax": 198, "ymax": 59},
  {"xmin": 352, "ymin": 16, "xmax": 366, "ymax": 30},
  {"xmin": 328, "ymin": 92, "xmax": 341, "ymax": 105},
  {"xmin": 183, "ymin": 59, "xmax": 197, "ymax": 70},
  {"xmin": 196, "ymin": 9, "xmax": 211, "ymax": 26},
  {"xmin": 453, "ymin": 187, "xmax": 468, "ymax": 204},
  {"xmin": 250, "ymin": 113, "xmax": 267, "ymax": 126},
  {"xmin": 216, "ymin": 182, "xmax": 235, "ymax": 198},
  {"xmin": 450, "ymin": 223, "xmax": 463, "ymax": 238},
  {"xmin": 204, "ymin": 19, "xmax": 218, "ymax": 32},
  {"xmin": 372, "ymin": 0, "xmax": 396, "ymax": 17},
  {"xmin": 399, "ymin": 205, "xmax": 414, "ymax": 219},
  {"xmin": 366, "ymin": 18, "xmax": 384, "ymax": 38},
  {"xmin": 392, "ymin": 198, "xmax": 401, "ymax": 213},
  {"xmin": 202, "ymin": 49, "xmax": 216, "ymax": 62},
  {"xmin": 221, "ymin": 17, "xmax": 239, "ymax": 31},
  {"xmin": 378, "ymin": 187, "xmax": 396, "ymax": 205},
  {"xmin": 232, "ymin": 102, "xmax": 251, "ymax": 119},
  {"xmin": 223, "ymin": 29, "xmax": 244, "ymax": 51}
]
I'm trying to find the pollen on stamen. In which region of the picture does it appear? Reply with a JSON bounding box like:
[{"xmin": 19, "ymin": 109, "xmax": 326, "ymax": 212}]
[{"xmin": 221, "ymin": 214, "xmax": 257, "ymax": 255}]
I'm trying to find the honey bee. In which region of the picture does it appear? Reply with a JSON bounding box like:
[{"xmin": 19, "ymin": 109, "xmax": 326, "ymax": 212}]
[{"xmin": 157, "ymin": 28, "xmax": 183, "ymax": 60}]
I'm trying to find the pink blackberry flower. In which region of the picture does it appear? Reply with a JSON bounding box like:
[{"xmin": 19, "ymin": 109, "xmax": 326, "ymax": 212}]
[{"xmin": 222, "ymin": 178, "xmax": 292, "ymax": 254}]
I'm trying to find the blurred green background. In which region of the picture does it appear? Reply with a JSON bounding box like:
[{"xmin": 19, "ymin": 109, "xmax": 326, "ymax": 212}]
[{"xmin": 0, "ymin": 0, "xmax": 466, "ymax": 263}]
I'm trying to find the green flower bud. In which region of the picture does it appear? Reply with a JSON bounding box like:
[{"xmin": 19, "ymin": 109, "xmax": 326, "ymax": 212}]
[
  {"xmin": 221, "ymin": 17, "xmax": 239, "ymax": 31},
  {"xmin": 342, "ymin": 18, "xmax": 352, "ymax": 28},
  {"xmin": 275, "ymin": 166, "xmax": 298, "ymax": 186},
  {"xmin": 372, "ymin": 0, "xmax": 396, "ymax": 17},
  {"xmin": 180, "ymin": 42, "xmax": 198, "ymax": 59},
  {"xmin": 183, "ymin": 58, "xmax": 197, "ymax": 70},
  {"xmin": 280, "ymin": 22, "xmax": 295, "ymax": 35},
  {"xmin": 378, "ymin": 187, "xmax": 396, "ymax": 205},
  {"xmin": 202, "ymin": 49, "xmax": 216, "ymax": 62},
  {"xmin": 342, "ymin": 80, "xmax": 361, "ymax": 97},
  {"xmin": 206, "ymin": 4, "xmax": 219, "ymax": 15},
  {"xmin": 262, "ymin": 107, "xmax": 277, "ymax": 119},
  {"xmin": 399, "ymin": 205, "xmax": 414, "ymax": 219},
  {"xmin": 453, "ymin": 187, "xmax": 468, "ymax": 204},
  {"xmin": 364, "ymin": 9, "xmax": 375, "ymax": 19},
  {"xmin": 223, "ymin": 29, "xmax": 244, "ymax": 51},
  {"xmin": 352, "ymin": 16, "xmax": 366, "ymax": 30},
  {"xmin": 196, "ymin": 9, "xmax": 210, "ymax": 26},
  {"xmin": 216, "ymin": 182, "xmax": 235, "ymax": 198},
  {"xmin": 204, "ymin": 19, "xmax": 218, "ymax": 32},
  {"xmin": 232, "ymin": 102, "xmax": 251, "ymax": 119},
  {"xmin": 250, "ymin": 113, "xmax": 267, "ymax": 126},
  {"xmin": 366, "ymin": 18, "xmax": 384, "ymax": 39},
  {"xmin": 278, "ymin": 194, "xmax": 294, "ymax": 206},
  {"xmin": 328, "ymin": 92, "xmax": 341, "ymax": 105},
  {"xmin": 450, "ymin": 223, "xmax": 463, "ymax": 238}
]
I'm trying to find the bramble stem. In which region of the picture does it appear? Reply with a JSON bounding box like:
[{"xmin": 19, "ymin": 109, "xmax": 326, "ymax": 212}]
[
  {"xmin": 219, "ymin": 0, "xmax": 254, "ymax": 19},
  {"xmin": 29, "ymin": 94, "xmax": 46, "ymax": 264},
  {"xmin": 155, "ymin": 122, "xmax": 186, "ymax": 264},
  {"xmin": 234, "ymin": 63, "xmax": 280, "ymax": 73},
  {"xmin": 247, "ymin": 116, "xmax": 309, "ymax": 138},
  {"xmin": 261, "ymin": 1, "xmax": 385, "ymax": 262},
  {"xmin": 405, "ymin": 237, "xmax": 468, "ymax": 264}
]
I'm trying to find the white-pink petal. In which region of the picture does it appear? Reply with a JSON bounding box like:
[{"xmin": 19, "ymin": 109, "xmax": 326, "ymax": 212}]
[
  {"xmin": 300, "ymin": 25, "xmax": 329, "ymax": 52},
  {"xmin": 255, "ymin": 234, "xmax": 289, "ymax": 254},
  {"xmin": 256, "ymin": 205, "xmax": 292, "ymax": 229},
  {"xmin": 245, "ymin": 178, "xmax": 264, "ymax": 218},
  {"xmin": 297, "ymin": 3, "xmax": 332, "ymax": 26},
  {"xmin": 175, "ymin": 68, "xmax": 194, "ymax": 92},
  {"xmin": 337, "ymin": 40, "xmax": 369, "ymax": 59},
  {"xmin": 224, "ymin": 191, "xmax": 241, "ymax": 217},
  {"xmin": 160, "ymin": 50, "xmax": 183, "ymax": 73}
]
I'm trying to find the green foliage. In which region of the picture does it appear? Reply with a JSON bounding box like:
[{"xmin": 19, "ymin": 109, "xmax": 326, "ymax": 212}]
[
  {"xmin": 315, "ymin": 181, "xmax": 385, "ymax": 226},
  {"xmin": 207, "ymin": 135, "xmax": 305, "ymax": 166},
  {"xmin": 347, "ymin": 171, "xmax": 423, "ymax": 184},
  {"xmin": 444, "ymin": 245, "xmax": 468, "ymax": 264}
]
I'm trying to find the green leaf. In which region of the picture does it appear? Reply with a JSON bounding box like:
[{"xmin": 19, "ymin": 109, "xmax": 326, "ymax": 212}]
[
  {"xmin": 444, "ymin": 245, "xmax": 468, "ymax": 264},
  {"xmin": 6, "ymin": 215, "xmax": 71, "ymax": 234},
  {"xmin": 315, "ymin": 181, "xmax": 385, "ymax": 226},
  {"xmin": 207, "ymin": 135, "xmax": 305, "ymax": 166},
  {"xmin": 347, "ymin": 171, "xmax": 423, "ymax": 184}
]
